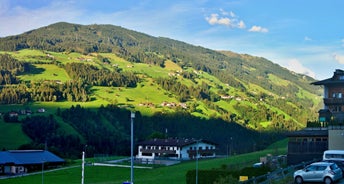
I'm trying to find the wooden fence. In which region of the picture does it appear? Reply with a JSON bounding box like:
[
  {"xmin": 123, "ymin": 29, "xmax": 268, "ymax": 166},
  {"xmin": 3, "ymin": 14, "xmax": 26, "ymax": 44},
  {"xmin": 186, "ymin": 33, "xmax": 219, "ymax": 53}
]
[{"xmin": 239, "ymin": 159, "xmax": 317, "ymax": 184}]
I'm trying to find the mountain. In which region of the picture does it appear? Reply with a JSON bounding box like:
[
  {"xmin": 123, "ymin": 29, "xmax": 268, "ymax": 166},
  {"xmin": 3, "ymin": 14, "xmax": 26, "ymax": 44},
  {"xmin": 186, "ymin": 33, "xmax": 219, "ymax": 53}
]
[{"xmin": 0, "ymin": 22, "xmax": 322, "ymax": 157}]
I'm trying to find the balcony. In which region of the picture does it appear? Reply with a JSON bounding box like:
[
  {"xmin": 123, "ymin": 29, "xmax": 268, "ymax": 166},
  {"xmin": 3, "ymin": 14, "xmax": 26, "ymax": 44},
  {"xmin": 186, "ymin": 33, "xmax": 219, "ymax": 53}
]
[{"xmin": 323, "ymin": 98, "xmax": 344, "ymax": 105}]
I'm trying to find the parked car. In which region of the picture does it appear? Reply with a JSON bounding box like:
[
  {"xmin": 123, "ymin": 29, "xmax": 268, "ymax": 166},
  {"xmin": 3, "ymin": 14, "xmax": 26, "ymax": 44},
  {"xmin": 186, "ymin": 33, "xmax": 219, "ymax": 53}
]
[
  {"xmin": 324, "ymin": 160, "xmax": 344, "ymax": 175},
  {"xmin": 294, "ymin": 161, "xmax": 343, "ymax": 184}
]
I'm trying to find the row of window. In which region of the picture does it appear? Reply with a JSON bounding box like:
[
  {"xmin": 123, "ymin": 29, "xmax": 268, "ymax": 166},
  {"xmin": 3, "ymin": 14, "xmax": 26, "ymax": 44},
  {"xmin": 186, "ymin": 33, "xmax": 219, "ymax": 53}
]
[
  {"xmin": 142, "ymin": 146, "xmax": 178, "ymax": 151},
  {"xmin": 290, "ymin": 137, "xmax": 328, "ymax": 142},
  {"xmin": 189, "ymin": 146, "xmax": 214, "ymax": 150},
  {"xmin": 332, "ymin": 92, "xmax": 343, "ymax": 98}
]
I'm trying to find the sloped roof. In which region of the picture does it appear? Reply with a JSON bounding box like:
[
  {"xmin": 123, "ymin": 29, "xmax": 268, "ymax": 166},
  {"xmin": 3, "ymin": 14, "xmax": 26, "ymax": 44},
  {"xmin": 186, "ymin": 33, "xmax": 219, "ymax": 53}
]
[
  {"xmin": 312, "ymin": 69, "xmax": 344, "ymax": 85},
  {"xmin": 286, "ymin": 129, "xmax": 328, "ymax": 137},
  {"xmin": 138, "ymin": 138, "xmax": 217, "ymax": 147},
  {"xmin": 0, "ymin": 150, "xmax": 65, "ymax": 165}
]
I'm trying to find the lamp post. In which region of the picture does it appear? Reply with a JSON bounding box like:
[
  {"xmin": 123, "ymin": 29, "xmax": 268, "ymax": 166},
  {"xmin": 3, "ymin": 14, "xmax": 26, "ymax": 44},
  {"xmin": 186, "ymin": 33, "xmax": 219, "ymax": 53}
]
[
  {"xmin": 130, "ymin": 111, "xmax": 135, "ymax": 184},
  {"xmin": 195, "ymin": 140, "xmax": 199, "ymax": 184},
  {"xmin": 81, "ymin": 151, "xmax": 85, "ymax": 184}
]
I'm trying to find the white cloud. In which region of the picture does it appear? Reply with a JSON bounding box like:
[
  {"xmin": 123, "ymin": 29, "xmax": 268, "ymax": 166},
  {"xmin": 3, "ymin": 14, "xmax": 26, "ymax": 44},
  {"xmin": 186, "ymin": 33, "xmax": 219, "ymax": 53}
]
[
  {"xmin": 286, "ymin": 59, "xmax": 315, "ymax": 78},
  {"xmin": 304, "ymin": 36, "xmax": 312, "ymax": 41},
  {"xmin": 334, "ymin": 53, "xmax": 344, "ymax": 64},
  {"xmin": 219, "ymin": 9, "xmax": 235, "ymax": 17},
  {"xmin": 205, "ymin": 11, "xmax": 245, "ymax": 29},
  {"xmin": 0, "ymin": 1, "xmax": 83, "ymax": 37},
  {"xmin": 248, "ymin": 25, "xmax": 268, "ymax": 33},
  {"xmin": 238, "ymin": 20, "xmax": 245, "ymax": 29}
]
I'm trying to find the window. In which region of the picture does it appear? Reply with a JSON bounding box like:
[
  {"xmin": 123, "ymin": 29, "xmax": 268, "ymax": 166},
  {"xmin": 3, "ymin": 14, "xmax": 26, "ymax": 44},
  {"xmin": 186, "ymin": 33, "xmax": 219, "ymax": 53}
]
[
  {"xmin": 306, "ymin": 165, "xmax": 316, "ymax": 171},
  {"xmin": 332, "ymin": 92, "xmax": 343, "ymax": 98},
  {"xmin": 333, "ymin": 106, "xmax": 342, "ymax": 112},
  {"xmin": 142, "ymin": 153, "xmax": 152, "ymax": 156},
  {"xmin": 316, "ymin": 166, "xmax": 326, "ymax": 171}
]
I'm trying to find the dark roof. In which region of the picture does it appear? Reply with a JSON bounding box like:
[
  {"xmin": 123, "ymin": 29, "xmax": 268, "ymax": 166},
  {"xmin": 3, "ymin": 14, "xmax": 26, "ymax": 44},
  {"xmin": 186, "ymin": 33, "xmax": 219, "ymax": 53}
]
[
  {"xmin": 138, "ymin": 138, "xmax": 217, "ymax": 147},
  {"xmin": 0, "ymin": 150, "xmax": 65, "ymax": 165},
  {"xmin": 312, "ymin": 78, "xmax": 344, "ymax": 85},
  {"xmin": 312, "ymin": 69, "xmax": 344, "ymax": 85},
  {"xmin": 286, "ymin": 129, "xmax": 328, "ymax": 137}
]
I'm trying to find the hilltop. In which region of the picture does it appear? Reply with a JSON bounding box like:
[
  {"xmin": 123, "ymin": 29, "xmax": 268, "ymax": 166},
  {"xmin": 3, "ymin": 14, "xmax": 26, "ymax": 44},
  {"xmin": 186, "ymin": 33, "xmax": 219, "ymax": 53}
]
[{"xmin": 0, "ymin": 22, "xmax": 322, "ymax": 157}]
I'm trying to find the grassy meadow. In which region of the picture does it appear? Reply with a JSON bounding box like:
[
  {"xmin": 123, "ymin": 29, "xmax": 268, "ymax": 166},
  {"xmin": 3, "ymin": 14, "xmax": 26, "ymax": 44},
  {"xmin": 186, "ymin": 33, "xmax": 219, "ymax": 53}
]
[
  {"xmin": 0, "ymin": 120, "xmax": 30, "ymax": 149},
  {"xmin": 0, "ymin": 139, "xmax": 287, "ymax": 184}
]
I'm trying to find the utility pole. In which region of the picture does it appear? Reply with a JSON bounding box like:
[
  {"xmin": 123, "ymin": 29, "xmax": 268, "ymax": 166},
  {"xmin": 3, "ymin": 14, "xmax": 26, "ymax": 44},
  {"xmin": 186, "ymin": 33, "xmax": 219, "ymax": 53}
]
[
  {"xmin": 81, "ymin": 151, "xmax": 85, "ymax": 184},
  {"xmin": 196, "ymin": 140, "xmax": 199, "ymax": 184},
  {"xmin": 130, "ymin": 112, "xmax": 135, "ymax": 184}
]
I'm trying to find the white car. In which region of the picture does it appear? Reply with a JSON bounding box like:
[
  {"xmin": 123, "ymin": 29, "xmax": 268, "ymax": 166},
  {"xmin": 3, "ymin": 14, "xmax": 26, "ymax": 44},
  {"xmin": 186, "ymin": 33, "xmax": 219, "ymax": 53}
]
[{"xmin": 294, "ymin": 161, "xmax": 343, "ymax": 184}]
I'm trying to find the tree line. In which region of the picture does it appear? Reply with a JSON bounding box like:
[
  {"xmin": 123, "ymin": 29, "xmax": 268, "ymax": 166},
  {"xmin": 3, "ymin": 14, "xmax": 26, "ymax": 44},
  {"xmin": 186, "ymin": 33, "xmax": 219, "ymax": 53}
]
[
  {"xmin": 0, "ymin": 80, "xmax": 90, "ymax": 104},
  {"xmin": 156, "ymin": 77, "xmax": 219, "ymax": 102},
  {"xmin": 0, "ymin": 54, "xmax": 141, "ymax": 104},
  {"xmin": 0, "ymin": 54, "xmax": 30, "ymax": 85},
  {"xmin": 65, "ymin": 63, "xmax": 139, "ymax": 87},
  {"xmin": 16, "ymin": 104, "xmax": 283, "ymax": 159}
]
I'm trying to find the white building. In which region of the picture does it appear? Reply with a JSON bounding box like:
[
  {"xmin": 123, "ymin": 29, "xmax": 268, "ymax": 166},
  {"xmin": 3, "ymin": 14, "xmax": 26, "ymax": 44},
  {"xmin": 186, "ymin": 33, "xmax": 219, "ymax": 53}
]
[{"xmin": 137, "ymin": 138, "xmax": 216, "ymax": 161}]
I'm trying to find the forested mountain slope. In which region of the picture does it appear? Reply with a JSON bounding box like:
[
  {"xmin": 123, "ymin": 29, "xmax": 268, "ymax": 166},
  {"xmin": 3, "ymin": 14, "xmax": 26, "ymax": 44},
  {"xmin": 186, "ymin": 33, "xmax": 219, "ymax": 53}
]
[{"xmin": 0, "ymin": 22, "xmax": 323, "ymax": 157}]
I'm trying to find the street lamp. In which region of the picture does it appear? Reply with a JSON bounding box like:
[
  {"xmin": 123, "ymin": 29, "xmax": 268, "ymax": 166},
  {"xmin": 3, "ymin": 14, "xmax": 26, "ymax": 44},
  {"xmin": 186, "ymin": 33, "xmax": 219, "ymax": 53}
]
[
  {"xmin": 81, "ymin": 151, "xmax": 85, "ymax": 184},
  {"xmin": 130, "ymin": 111, "xmax": 135, "ymax": 184},
  {"xmin": 195, "ymin": 140, "xmax": 199, "ymax": 184}
]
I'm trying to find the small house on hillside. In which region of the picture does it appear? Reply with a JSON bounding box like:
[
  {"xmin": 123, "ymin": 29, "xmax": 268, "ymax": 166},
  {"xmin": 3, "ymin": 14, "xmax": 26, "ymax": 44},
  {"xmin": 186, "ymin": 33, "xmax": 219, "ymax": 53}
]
[
  {"xmin": 0, "ymin": 150, "xmax": 65, "ymax": 175},
  {"xmin": 137, "ymin": 138, "xmax": 217, "ymax": 162}
]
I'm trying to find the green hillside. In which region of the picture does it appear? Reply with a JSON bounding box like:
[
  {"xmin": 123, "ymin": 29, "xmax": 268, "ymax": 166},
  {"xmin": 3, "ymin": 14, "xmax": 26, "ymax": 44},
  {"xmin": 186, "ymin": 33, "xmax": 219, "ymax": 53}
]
[{"xmin": 0, "ymin": 22, "xmax": 323, "ymax": 158}]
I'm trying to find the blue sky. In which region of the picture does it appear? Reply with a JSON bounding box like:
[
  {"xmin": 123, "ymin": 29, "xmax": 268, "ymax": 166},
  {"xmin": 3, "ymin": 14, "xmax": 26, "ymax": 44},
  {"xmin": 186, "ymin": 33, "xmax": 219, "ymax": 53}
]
[{"xmin": 0, "ymin": 0, "xmax": 343, "ymax": 80}]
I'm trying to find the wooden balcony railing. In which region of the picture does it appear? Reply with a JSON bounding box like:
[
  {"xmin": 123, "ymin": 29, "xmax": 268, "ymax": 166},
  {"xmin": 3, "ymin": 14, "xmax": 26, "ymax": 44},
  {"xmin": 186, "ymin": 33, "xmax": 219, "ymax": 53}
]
[{"xmin": 323, "ymin": 98, "xmax": 344, "ymax": 105}]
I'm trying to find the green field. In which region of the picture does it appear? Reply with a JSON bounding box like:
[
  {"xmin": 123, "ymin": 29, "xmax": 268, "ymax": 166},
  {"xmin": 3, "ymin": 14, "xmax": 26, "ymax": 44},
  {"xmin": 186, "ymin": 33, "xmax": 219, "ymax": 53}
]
[
  {"xmin": 0, "ymin": 120, "xmax": 30, "ymax": 149},
  {"xmin": 0, "ymin": 139, "xmax": 287, "ymax": 184}
]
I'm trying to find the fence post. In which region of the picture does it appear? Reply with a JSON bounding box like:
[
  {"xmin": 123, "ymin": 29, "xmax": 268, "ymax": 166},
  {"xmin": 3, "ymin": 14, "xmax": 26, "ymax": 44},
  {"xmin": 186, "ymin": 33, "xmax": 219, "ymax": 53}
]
[
  {"xmin": 252, "ymin": 176, "xmax": 256, "ymax": 184},
  {"xmin": 267, "ymin": 172, "xmax": 271, "ymax": 184}
]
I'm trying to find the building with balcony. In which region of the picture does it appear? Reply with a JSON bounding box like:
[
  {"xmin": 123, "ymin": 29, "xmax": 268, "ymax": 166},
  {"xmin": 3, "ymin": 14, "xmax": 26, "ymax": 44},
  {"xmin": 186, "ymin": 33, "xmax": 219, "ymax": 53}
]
[
  {"xmin": 312, "ymin": 69, "xmax": 344, "ymax": 123},
  {"xmin": 136, "ymin": 138, "xmax": 216, "ymax": 161},
  {"xmin": 312, "ymin": 69, "xmax": 344, "ymax": 150},
  {"xmin": 287, "ymin": 69, "xmax": 344, "ymax": 165}
]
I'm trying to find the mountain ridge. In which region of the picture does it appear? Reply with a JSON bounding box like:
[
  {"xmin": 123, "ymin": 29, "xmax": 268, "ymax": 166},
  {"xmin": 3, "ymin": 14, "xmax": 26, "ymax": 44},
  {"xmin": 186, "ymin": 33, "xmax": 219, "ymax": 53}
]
[{"xmin": 0, "ymin": 22, "xmax": 322, "ymax": 130}]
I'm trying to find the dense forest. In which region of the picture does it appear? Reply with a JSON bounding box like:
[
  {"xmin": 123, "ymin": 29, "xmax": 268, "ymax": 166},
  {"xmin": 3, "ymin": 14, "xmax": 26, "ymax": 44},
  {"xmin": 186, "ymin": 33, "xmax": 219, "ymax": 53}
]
[
  {"xmin": 17, "ymin": 105, "xmax": 281, "ymax": 158},
  {"xmin": 65, "ymin": 62, "xmax": 139, "ymax": 87}
]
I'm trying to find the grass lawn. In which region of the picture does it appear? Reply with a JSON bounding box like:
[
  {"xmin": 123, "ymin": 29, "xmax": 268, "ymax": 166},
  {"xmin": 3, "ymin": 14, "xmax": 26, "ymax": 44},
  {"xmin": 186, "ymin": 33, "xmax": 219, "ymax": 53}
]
[
  {"xmin": 0, "ymin": 141, "xmax": 287, "ymax": 184},
  {"xmin": 0, "ymin": 120, "xmax": 31, "ymax": 150},
  {"xmin": 19, "ymin": 64, "xmax": 71, "ymax": 82}
]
